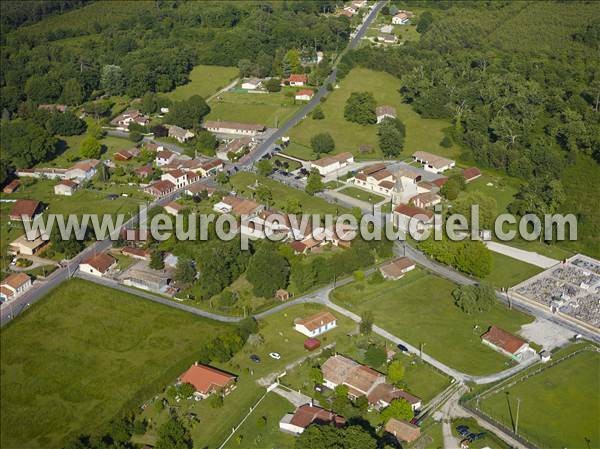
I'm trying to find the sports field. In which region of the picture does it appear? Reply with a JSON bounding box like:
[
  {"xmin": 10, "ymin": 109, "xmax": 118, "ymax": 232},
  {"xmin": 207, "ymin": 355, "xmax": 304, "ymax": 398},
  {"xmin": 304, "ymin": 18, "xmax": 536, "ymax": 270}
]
[
  {"xmin": 0, "ymin": 279, "xmax": 232, "ymax": 449},
  {"xmin": 479, "ymin": 348, "xmax": 599, "ymax": 449},
  {"xmin": 331, "ymin": 268, "xmax": 533, "ymax": 376}
]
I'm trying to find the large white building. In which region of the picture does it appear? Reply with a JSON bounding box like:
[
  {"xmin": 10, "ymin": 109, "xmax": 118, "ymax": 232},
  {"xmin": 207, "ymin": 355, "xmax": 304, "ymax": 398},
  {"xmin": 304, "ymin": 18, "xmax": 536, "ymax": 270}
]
[
  {"xmin": 204, "ymin": 120, "xmax": 266, "ymax": 136},
  {"xmin": 0, "ymin": 273, "xmax": 32, "ymax": 302},
  {"xmin": 412, "ymin": 151, "xmax": 455, "ymax": 174},
  {"xmin": 310, "ymin": 152, "xmax": 354, "ymax": 176}
]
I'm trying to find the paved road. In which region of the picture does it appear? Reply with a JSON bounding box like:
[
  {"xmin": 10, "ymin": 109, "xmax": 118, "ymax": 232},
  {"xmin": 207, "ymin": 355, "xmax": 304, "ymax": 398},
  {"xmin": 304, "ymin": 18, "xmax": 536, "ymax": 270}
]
[
  {"xmin": 485, "ymin": 240, "xmax": 559, "ymax": 268},
  {"xmin": 237, "ymin": 1, "xmax": 386, "ymax": 168}
]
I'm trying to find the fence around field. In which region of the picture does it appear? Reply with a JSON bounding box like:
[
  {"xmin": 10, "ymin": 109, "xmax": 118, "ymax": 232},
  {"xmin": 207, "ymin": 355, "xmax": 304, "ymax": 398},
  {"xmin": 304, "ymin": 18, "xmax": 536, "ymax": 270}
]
[{"xmin": 462, "ymin": 345, "xmax": 599, "ymax": 449}]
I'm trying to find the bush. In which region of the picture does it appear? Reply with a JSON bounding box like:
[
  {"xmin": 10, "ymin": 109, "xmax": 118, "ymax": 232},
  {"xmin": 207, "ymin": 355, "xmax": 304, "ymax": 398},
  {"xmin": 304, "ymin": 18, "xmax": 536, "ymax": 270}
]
[
  {"xmin": 310, "ymin": 132, "xmax": 335, "ymax": 154},
  {"xmin": 440, "ymin": 135, "xmax": 453, "ymax": 147},
  {"xmin": 312, "ymin": 105, "xmax": 325, "ymax": 120}
]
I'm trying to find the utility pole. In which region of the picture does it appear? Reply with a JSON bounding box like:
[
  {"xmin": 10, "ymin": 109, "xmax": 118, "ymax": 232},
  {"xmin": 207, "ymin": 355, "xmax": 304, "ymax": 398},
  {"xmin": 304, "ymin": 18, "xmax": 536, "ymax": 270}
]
[{"xmin": 515, "ymin": 397, "xmax": 521, "ymax": 435}]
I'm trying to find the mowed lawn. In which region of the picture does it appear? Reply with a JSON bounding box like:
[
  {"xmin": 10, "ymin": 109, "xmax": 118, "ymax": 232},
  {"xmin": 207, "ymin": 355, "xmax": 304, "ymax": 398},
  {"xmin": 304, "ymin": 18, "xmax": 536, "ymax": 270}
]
[
  {"xmin": 338, "ymin": 186, "xmax": 385, "ymax": 205},
  {"xmin": 206, "ymin": 90, "xmax": 302, "ymax": 128},
  {"xmin": 479, "ymin": 349, "xmax": 600, "ymax": 449},
  {"xmin": 229, "ymin": 172, "xmax": 350, "ymax": 215},
  {"xmin": 286, "ymin": 68, "xmax": 461, "ymax": 161},
  {"xmin": 167, "ymin": 64, "xmax": 238, "ymax": 101},
  {"xmin": 45, "ymin": 134, "xmax": 135, "ymax": 168},
  {"xmin": 0, "ymin": 279, "xmax": 232, "ymax": 449},
  {"xmin": 482, "ymin": 252, "xmax": 543, "ymax": 289},
  {"xmin": 331, "ymin": 269, "xmax": 533, "ymax": 375}
]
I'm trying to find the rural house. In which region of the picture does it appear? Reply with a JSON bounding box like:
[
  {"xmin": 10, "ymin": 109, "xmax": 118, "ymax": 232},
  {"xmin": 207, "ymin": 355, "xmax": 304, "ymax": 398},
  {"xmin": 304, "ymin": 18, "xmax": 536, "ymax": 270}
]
[
  {"xmin": 481, "ymin": 326, "xmax": 533, "ymax": 361},
  {"xmin": 279, "ymin": 404, "xmax": 345, "ymax": 435},
  {"xmin": 178, "ymin": 363, "xmax": 237, "ymax": 399},
  {"xmin": 412, "ymin": 151, "xmax": 455, "ymax": 174},
  {"xmin": 384, "ymin": 418, "xmax": 421, "ymax": 443},
  {"xmin": 79, "ymin": 253, "xmax": 117, "ymax": 277},
  {"xmin": 285, "ymin": 74, "xmax": 308, "ymax": 86},
  {"xmin": 295, "ymin": 89, "xmax": 314, "ymax": 101},
  {"xmin": 379, "ymin": 257, "xmax": 416, "ymax": 280},
  {"xmin": 310, "ymin": 152, "xmax": 354, "ymax": 176},
  {"xmin": 54, "ymin": 179, "xmax": 79, "ymax": 196},
  {"xmin": 9, "ymin": 199, "xmax": 40, "ymax": 221},
  {"xmin": 294, "ymin": 310, "xmax": 337, "ymax": 337},
  {"xmin": 0, "ymin": 273, "xmax": 33, "ymax": 302},
  {"xmin": 168, "ymin": 125, "xmax": 195, "ymax": 143},
  {"xmin": 376, "ymin": 105, "xmax": 397, "ymax": 123},
  {"xmin": 144, "ymin": 180, "xmax": 176, "ymax": 198},
  {"xmin": 204, "ymin": 120, "xmax": 266, "ymax": 136}
]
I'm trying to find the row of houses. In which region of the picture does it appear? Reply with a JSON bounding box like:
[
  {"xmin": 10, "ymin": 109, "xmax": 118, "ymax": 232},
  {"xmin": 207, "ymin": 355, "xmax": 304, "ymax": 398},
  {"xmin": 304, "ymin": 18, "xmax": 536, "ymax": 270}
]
[{"xmin": 17, "ymin": 159, "xmax": 100, "ymax": 182}]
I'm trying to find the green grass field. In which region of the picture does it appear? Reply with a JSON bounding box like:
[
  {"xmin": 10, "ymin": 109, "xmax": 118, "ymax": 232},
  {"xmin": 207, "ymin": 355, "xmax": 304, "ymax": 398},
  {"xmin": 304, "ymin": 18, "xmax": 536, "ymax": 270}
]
[
  {"xmin": 167, "ymin": 64, "xmax": 239, "ymax": 101},
  {"xmin": 0, "ymin": 279, "xmax": 232, "ymax": 449},
  {"xmin": 479, "ymin": 349, "xmax": 600, "ymax": 449},
  {"xmin": 46, "ymin": 134, "xmax": 135, "ymax": 168},
  {"xmin": 286, "ymin": 68, "xmax": 461, "ymax": 161},
  {"xmin": 331, "ymin": 268, "xmax": 533, "ymax": 375},
  {"xmin": 338, "ymin": 186, "xmax": 385, "ymax": 205},
  {"xmin": 482, "ymin": 252, "xmax": 543, "ymax": 289},
  {"xmin": 206, "ymin": 90, "xmax": 301, "ymax": 128},
  {"xmin": 229, "ymin": 172, "xmax": 350, "ymax": 215}
]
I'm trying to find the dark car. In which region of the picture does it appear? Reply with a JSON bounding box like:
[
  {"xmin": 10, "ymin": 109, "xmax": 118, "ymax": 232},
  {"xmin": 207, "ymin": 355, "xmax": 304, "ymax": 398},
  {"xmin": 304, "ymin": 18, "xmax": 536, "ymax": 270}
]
[
  {"xmin": 397, "ymin": 344, "xmax": 409, "ymax": 352},
  {"xmin": 106, "ymin": 194, "xmax": 119, "ymax": 200},
  {"xmin": 250, "ymin": 354, "xmax": 261, "ymax": 363},
  {"xmin": 456, "ymin": 426, "xmax": 470, "ymax": 437},
  {"xmin": 469, "ymin": 432, "xmax": 485, "ymax": 442}
]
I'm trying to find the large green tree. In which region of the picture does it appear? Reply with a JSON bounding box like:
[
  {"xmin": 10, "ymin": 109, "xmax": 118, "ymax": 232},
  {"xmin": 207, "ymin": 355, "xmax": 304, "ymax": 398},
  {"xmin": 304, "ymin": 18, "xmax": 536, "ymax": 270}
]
[
  {"xmin": 344, "ymin": 91, "xmax": 376, "ymax": 125},
  {"xmin": 246, "ymin": 244, "xmax": 289, "ymax": 297}
]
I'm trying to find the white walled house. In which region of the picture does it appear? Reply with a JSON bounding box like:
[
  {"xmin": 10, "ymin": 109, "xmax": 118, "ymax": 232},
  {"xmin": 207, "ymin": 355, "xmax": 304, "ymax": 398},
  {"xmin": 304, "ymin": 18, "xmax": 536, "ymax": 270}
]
[
  {"xmin": 54, "ymin": 179, "xmax": 79, "ymax": 196},
  {"xmin": 161, "ymin": 169, "xmax": 199, "ymax": 189},
  {"xmin": 78, "ymin": 253, "xmax": 116, "ymax": 277},
  {"xmin": 294, "ymin": 311, "xmax": 337, "ymax": 337},
  {"xmin": 310, "ymin": 152, "xmax": 354, "ymax": 176},
  {"xmin": 0, "ymin": 273, "xmax": 32, "ymax": 302},
  {"xmin": 412, "ymin": 151, "xmax": 455, "ymax": 174},
  {"xmin": 156, "ymin": 150, "xmax": 177, "ymax": 166},
  {"xmin": 295, "ymin": 89, "xmax": 314, "ymax": 101},
  {"xmin": 204, "ymin": 120, "xmax": 265, "ymax": 136},
  {"xmin": 242, "ymin": 78, "xmax": 262, "ymax": 90}
]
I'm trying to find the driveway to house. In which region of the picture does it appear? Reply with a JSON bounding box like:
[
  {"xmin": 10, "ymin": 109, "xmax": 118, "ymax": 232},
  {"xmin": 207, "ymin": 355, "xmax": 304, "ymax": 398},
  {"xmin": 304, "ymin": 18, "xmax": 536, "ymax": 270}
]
[
  {"xmin": 206, "ymin": 77, "xmax": 240, "ymax": 103},
  {"xmin": 271, "ymin": 384, "xmax": 316, "ymax": 408}
]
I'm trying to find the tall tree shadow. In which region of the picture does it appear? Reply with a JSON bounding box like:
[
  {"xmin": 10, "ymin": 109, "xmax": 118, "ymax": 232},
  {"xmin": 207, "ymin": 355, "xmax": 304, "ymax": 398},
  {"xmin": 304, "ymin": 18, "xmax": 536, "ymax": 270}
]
[{"xmin": 505, "ymin": 391, "xmax": 515, "ymax": 432}]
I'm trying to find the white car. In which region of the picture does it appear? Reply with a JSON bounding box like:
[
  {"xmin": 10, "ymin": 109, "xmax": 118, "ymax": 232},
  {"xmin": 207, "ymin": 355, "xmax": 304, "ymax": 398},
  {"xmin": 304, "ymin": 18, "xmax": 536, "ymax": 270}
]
[{"xmin": 269, "ymin": 352, "xmax": 281, "ymax": 360}]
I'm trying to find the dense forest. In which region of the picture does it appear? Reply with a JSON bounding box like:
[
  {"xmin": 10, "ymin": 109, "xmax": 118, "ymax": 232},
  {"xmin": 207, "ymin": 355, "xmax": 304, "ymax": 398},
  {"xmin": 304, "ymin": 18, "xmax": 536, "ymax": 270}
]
[
  {"xmin": 0, "ymin": 0, "xmax": 349, "ymax": 181},
  {"xmin": 339, "ymin": 0, "xmax": 600, "ymax": 254}
]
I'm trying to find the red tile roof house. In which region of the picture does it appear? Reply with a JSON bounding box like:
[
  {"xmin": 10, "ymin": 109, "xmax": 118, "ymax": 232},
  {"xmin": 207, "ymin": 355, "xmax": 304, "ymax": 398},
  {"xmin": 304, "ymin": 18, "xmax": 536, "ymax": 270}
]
[
  {"xmin": 481, "ymin": 326, "xmax": 533, "ymax": 361},
  {"xmin": 393, "ymin": 204, "xmax": 435, "ymax": 234},
  {"xmin": 294, "ymin": 310, "xmax": 337, "ymax": 338},
  {"xmin": 178, "ymin": 363, "xmax": 237, "ymax": 399},
  {"xmin": 161, "ymin": 169, "xmax": 200, "ymax": 189},
  {"xmin": 78, "ymin": 253, "xmax": 117, "ymax": 277},
  {"xmin": 462, "ymin": 167, "xmax": 482, "ymax": 183},
  {"xmin": 384, "ymin": 418, "xmax": 421, "ymax": 443},
  {"xmin": 321, "ymin": 355, "xmax": 386, "ymax": 400},
  {"xmin": 295, "ymin": 89, "xmax": 314, "ymax": 101},
  {"xmin": 54, "ymin": 179, "xmax": 79, "ymax": 196},
  {"xmin": 9, "ymin": 199, "xmax": 41, "ymax": 221},
  {"xmin": 0, "ymin": 273, "xmax": 33, "ymax": 302},
  {"xmin": 110, "ymin": 109, "xmax": 149, "ymax": 131},
  {"xmin": 284, "ymin": 74, "xmax": 309, "ymax": 86},
  {"xmin": 3, "ymin": 179, "xmax": 20, "ymax": 193},
  {"xmin": 368, "ymin": 383, "xmax": 422, "ymax": 411},
  {"xmin": 197, "ymin": 159, "xmax": 224, "ymax": 177},
  {"xmin": 134, "ymin": 165, "xmax": 153, "ymax": 178},
  {"xmin": 155, "ymin": 150, "xmax": 177, "ymax": 166},
  {"xmin": 144, "ymin": 180, "xmax": 176, "ymax": 198},
  {"xmin": 121, "ymin": 246, "xmax": 151, "ymax": 261},
  {"xmin": 379, "ymin": 257, "xmax": 416, "ymax": 280},
  {"xmin": 412, "ymin": 151, "xmax": 455, "ymax": 174},
  {"xmin": 164, "ymin": 201, "xmax": 185, "ymax": 216},
  {"xmin": 279, "ymin": 404, "xmax": 345, "ymax": 435}
]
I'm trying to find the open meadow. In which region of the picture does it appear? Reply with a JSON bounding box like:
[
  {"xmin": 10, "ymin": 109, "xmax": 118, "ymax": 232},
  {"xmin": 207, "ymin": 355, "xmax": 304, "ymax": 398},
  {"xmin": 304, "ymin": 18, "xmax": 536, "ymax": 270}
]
[
  {"xmin": 167, "ymin": 64, "xmax": 239, "ymax": 101},
  {"xmin": 0, "ymin": 279, "xmax": 233, "ymax": 449},
  {"xmin": 286, "ymin": 68, "xmax": 462, "ymax": 161},
  {"xmin": 331, "ymin": 268, "xmax": 533, "ymax": 376},
  {"xmin": 478, "ymin": 347, "xmax": 600, "ymax": 449}
]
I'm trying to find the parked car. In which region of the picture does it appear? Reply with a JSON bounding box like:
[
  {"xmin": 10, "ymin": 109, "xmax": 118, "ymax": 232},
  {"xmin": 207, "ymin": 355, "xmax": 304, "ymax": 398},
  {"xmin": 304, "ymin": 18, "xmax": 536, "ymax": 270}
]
[
  {"xmin": 250, "ymin": 354, "xmax": 261, "ymax": 363},
  {"xmin": 469, "ymin": 432, "xmax": 485, "ymax": 442},
  {"xmin": 397, "ymin": 344, "xmax": 409, "ymax": 352},
  {"xmin": 269, "ymin": 352, "xmax": 281, "ymax": 360},
  {"xmin": 456, "ymin": 426, "xmax": 470, "ymax": 437}
]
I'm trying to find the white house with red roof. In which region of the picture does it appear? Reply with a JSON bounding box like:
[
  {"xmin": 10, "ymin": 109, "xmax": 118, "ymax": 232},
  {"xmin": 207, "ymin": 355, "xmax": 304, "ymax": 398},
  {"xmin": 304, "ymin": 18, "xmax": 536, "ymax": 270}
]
[
  {"xmin": 294, "ymin": 311, "xmax": 337, "ymax": 337},
  {"xmin": 161, "ymin": 169, "xmax": 199, "ymax": 189},
  {"xmin": 285, "ymin": 74, "xmax": 308, "ymax": 86},
  {"xmin": 54, "ymin": 179, "xmax": 79, "ymax": 196},
  {"xmin": 0, "ymin": 273, "xmax": 32, "ymax": 302},
  {"xmin": 156, "ymin": 150, "xmax": 177, "ymax": 166},
  {"xmin": 78, "ymin": 253, "xmax": 117, "ymax": 277},
  {"xmin": 295, "ymin": 89, "xmax": 314, "ymax": 101},
  {"xmin": 481, "ymin": 326, "xmax": 533, "ymax": 361},
  {"xmin": 144, "ymin": 180, "xmax": 176, "ymax": 198}
]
